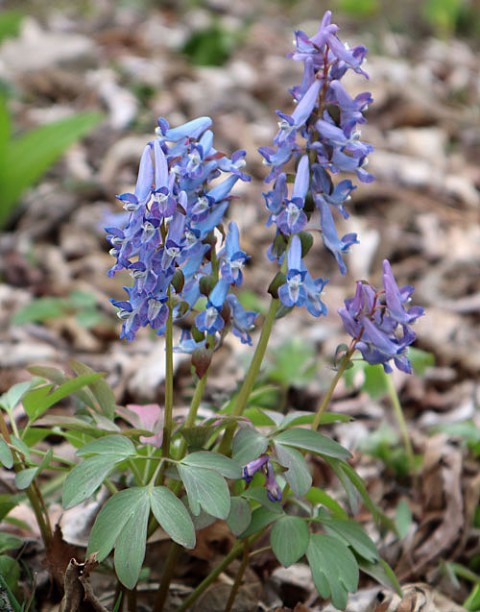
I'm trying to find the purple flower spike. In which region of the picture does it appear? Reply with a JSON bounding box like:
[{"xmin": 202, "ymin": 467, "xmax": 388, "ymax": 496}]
[{"xmin": 339, "ymin": 260, "xmax": 424, "ymax": 373}]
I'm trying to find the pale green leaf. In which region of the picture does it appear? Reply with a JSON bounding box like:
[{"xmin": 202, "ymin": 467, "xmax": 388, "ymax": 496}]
[
  {"xmin": 150, "ymin": 487, "xmax": 196, "ymax": 549},
  {"xmin": 0, "ymin": 437, "xmax": 13, "ymax": 469},
  {"xmin": 307, "ymin": 534, "xmax": 359, "ymax": 610},
  {"xmin": 274, "ymin": 428, "xmax": 350, "ymax": 460},
  {"xmin": 70, "ymin": 360, "xmax": 116, "ymax": 420},
  {"xmin": 274, "ymin": 442, "xmax": 312, "ymax": 496},
  {"xmin": 358, "ymin": 558, "xmax": 402, "ymax": 595},
  {"xmin": 114, "ymin": 496, "xmax": 150, "ymax": 589},
  {"xmin": 232, "ymin": 427, "xmax": 268, "ymax": 465},
  {"xmin": 271, "ymin": 515, "xmax": 310, "ymax": 567},
  {"xmin": 14, "ymin": 467, "xmax": 37, "ymax": 490},
  {"xmin": 321, "ymin": 518, "xmax": 379, "ymax": 563},
  {"xmin": 226, "ymin": 497, "xmax": 252, "ymax": 536},
  {"xmin": 63, "ymin": 455, "xmax": 119, "ymax": 508},
  {"xmin": 87, "ymin": 487, "xmax": 148, "ymax": 560},
  {"xmin": 240, "ymin": 505, "xmax": 281, "ymax": 539},
  {"xmin": 77, "ymin": 435, "xmax": 136, "ymax": 458},
  {"xmin": 178, "ymin": 464, "xmax": 231, "ymax": 519},
  {"xmin": 0, "ymin": 380, "xmax": 39, "ymax": 413},
  {"xmin": 181, "ymin": 451, "xmax": 242, "ymax": 479}
]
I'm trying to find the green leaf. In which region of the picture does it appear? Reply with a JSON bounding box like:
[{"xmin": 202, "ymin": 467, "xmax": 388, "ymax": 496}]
[
  {"xmin": 87, "ymin": 487, "xmax": 148, "ymax": 561},
  {"xmin": 63, "ymin": 454, "xmax": 120, "ymax": 508},
  {"xmin": 306, "ymin": 534, "xmax": 359, "ymax": 610},
  {"xmin": 12, "ymin": 296, "xmax": 67, "ymax": 324},
  {"xmin": 274, "ymin": 443, "xmax": 312, "ymax": 496},
  {"xmin": 23, "ymin": 373, "xmax": 103, "ymax": 421},
  {"xmin": 274, "ymin": 428, "xmax": 350, "ymax": 460},
  {"xmin": 321, "ymin": 518, "xmax": 379, "ymax": 563},
  {"xmin": 178, "ymin": 464, "xmax": 231, "ymax": 519},
  {"xmin": 278, "ymin": 411, "xmax": 351, "ymax": 430},
  {"xmin": 267, "ymin": 337, "xmax": 317, "ymax": 387},
  {"xmin": 0, "ymin": 533, "xmax": 22, "ymax": 554},
  {"xmin": 181, "ymin": 451, "xmax": 242, "ymax": 479},
  {"xmin": 232, "ymin": 427, "xmax": 268, "ymax": 465},
  {"xmin": 240, "ymin": 505, "xmax": 282, "ymax": 539},
  {"xmin": 114, "ymin": 494, "xmax": 150, "ymax": 589},
  {"xmin": 14, "ymin": 467, "xmax": 37, "ymax": 490},
  {"xmin": 409, "ymin": 347, "xmax": 435, "ymax": 375},
  {"xmin": 395, "ymin": 499, "xmax": 412, "ymax": 539},
  {"xmin": 77, "ymin": 435, "xmax": 136, "ymax": 458},
  {"xmin": 226, "ymin": 497, "xmax": 252, "ymax": 536},
  {"xmin": 0, "ymin": 380, "xmax": 39, "ymax": 413},
  {"xmin": 0, "ymin": 437, "xmax": 13, "ymax": 469},
  {"xmin": 150, "ymin": 487, "xmax": 196, "ymax": 549},
  {"xmin": 0, "ymin": 111, "xmax": 103, "ymax": 228},
  {"xmin": 305, "ymin": 487, "xmax": 348, "ymax": 519},
  {"xmin": 358, "ymin": 558, "xmax": 402, "ymax": 596},
  {"xmin": 0, "ymin": 554, "xmax": 21, "ymax": 601},
  {"xmin": 271, "ymin": 515, "xmax": 310, "ymax": 567},
  {"xmin": 70, "ymin": 360, "xmax": 116, "ymax": 420}
]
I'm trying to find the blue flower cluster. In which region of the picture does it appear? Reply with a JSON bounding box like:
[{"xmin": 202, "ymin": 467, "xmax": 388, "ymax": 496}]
[
  {"xmin": 339, "ymin": 260, "xmax": 425, "ymax": 373},
  {"xmin": 106, "ymin": 117, "xmax": 257, "ymax": 346},
  {"xmin": 260, "ymin": 11, "xmax": 374, "ymax": 316}
]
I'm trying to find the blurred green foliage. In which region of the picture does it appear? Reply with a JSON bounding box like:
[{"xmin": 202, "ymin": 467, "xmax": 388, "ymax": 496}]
[
  {"xmin": 0, "ymin": 10, "xmax": 23, "ymax": 44},
  {"xmin": 0, "ymin": 96, "xmax": 102, "ymax": 229},
  {"xmin": 182, "ymin": 20, "xmax": 246, "ymax": 66}
]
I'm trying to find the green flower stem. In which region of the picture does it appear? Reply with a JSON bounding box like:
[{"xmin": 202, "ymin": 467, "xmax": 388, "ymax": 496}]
[
  {"xmin": 219, "ymin": 297, "xmax": 280, "ymax": 454},
  {"xmin": 311, "ymin": 345, "xmax": 356, "ymax": 432},
  {"xmin": 154, "ymin": 542, "xmax": 181, "ymax": 612},
  {"xmin": 176, "ymin": 371, "xmax": 208, "ymax": 460},
  {"xmin": 224, "ymin": 541, "xmax": 250, "ymax": 612},
  {"xmin": 383, "ymin": 371, "xmax": 415, "ymax": 471},
  {"xmin": 177, "ymin": 540, "xmax": 245, "ymax": 612},
  {"xmin": 160, "ymin": 294, "xmax": 174, "ymax": 477}
]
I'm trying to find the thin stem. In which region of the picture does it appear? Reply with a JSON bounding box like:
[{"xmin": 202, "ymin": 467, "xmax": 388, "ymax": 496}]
[
  {"xmin": 311, "ymin": 345, "xmax": 356, "ymax": 431},
  {"xmin": 177, "ymin": 541, "xmax": 245, "ymax": 612},
  {"xmin": 160, "ymin": 294, "xmax": 174, "ymax": 474},
  {"xmin": 0, "ymin": 410, "xmax": 53, "ymax": 548},
  {"xmin": 176, "ymin": 372, "xmax": 208, "ymax": 460},
  {"xmin": 219, "ymin": 298, "xmax": 280, "ymax": 454},
  {"xmin": 384, "ymin": 372, "xmax": 415, "ymax": 471},
  {"xmin": 224, "ymin": 541, "xmax": 250, "ymax": 612},
  {"xmin": 154, "ymin": 542, "xmax": 181, "ymax": 612}
]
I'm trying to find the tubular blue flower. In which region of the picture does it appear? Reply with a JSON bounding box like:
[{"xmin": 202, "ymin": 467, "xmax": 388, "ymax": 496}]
[
  {"xmin": 278, "ymin": 236, "xmax": 307, "ymax": 308},
  {"xmin": 220, "ymin": 222, "xmax": 249, "ymax": 286},
  {"xmin": 226, "ymin": 294, "xmax": 258, "ymax": 345},
  {"xmin": 242, "ymin": 454, "xmax": 269, "ymax": 483},
  {"xmin": 318, "ymin": 199, "xmax": 358, "ymax": 275},
  {"xmin": 338, "ymin": 260, "xmax": 424, "ymax": 373},
  {"xmin": 195, "ymin": 278, "xmax": 230, "ymax": 335},
  {"xmin": 265, "ymin": 462, "xmax": 283, "ymax": 502}
]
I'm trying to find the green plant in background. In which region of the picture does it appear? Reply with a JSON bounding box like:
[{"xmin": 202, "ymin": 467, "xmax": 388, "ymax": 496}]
[
  {"xmin": 0, "ymin": 10, "xmax": 23, "ymax": 45},
  {"xmin": 422, "ymin": 0, "xmax": 466, "ymax": 37},
  {"xmin": 12, "ymin": 290, "xmax": 109, "ymax": 329},
  {"xmin": 182, "ymin": 19, "xmax": 247, "ymax": 66},
  {"xmin": 0, "ymin": 96, "xmax": 102, "ymax": 229}
]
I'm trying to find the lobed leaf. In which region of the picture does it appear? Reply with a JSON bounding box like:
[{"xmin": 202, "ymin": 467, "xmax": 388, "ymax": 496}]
[
  {"xmin": 150, "ymin": 487, "xmax": 196, "ymax": 549},
  {"xmin": 274, "ymin": 442, "xmax": 312, "ymax": 496},
  {"xmin": 178, "ymin": 464, "xmax": 231, "ymax": 519},
  {"xmin": 181, "ymin": 451, "xmax": 242, "ymax": 479},
  {"xmin": 114, "ymin": 497, "xmax": 150, "ymax": 589},
  {"xmin": 271, "ymin": 515, "xmax": 310, "ymax": 567},
  {"xmin": 321, "ymin": 517, "xmax": 379, "ymax": 563},
  {"xmin": 77, "ymin": 435, "xmax": 136, "ymax": 458},
  {"xmin": 63, "ymin": 454, "xmax": 120, "ymax": 508},
  {"xmin": 306, "ymin": 534, "xmax": 359, "ymax": 610},
  {"xmin": 226, "ymin": 497, "xmax": 252, "ymax": 536},
  {"xmin": 0, "ymin": 437, "xmax": 13, "ymax": 469},
  {"xmin": 87, "ymin": 487, "xmax": 149, "ymax": 561},
  {"xmin": 232, "ymin": 427, "xmax": 269, "ymax": 465}
]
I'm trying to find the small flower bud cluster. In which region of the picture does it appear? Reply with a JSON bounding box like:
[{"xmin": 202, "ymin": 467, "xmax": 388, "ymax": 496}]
[
  {"xmin": 106, "ymin": 117, "xmax": 257, "ymax": 345},
  {"xmin": 339, "ymin": 260, "xmax": 425, "ymax": 373},
  {"xmin": 260, "ymin": 11, "xmax": 374, "ymax": 316},
  {"xmin": 243, "ymin": 454, "xmax": 282, "ymax": 502}
]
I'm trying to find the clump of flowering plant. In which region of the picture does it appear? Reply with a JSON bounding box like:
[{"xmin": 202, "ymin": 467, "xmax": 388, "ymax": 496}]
[{"xmin": 0, "ymin": 11, "xmax": 424, "ymax": 612}]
